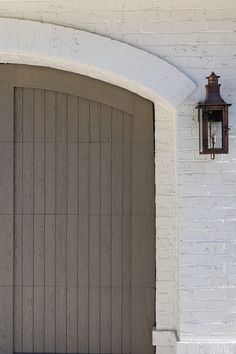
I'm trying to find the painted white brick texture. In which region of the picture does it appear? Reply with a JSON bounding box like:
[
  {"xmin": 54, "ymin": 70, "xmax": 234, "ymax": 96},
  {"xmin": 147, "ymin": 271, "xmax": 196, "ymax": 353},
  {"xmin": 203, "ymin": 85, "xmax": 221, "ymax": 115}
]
[{"xmin": 0, "ymin": 1, "xmax": 235, "ymax": 353}]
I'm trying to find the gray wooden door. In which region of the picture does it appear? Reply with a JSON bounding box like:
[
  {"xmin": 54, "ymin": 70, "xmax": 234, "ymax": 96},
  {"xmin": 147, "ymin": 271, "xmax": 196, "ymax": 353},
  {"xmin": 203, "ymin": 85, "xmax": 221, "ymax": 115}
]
[{"xmin": 0, "ymin": 65, "xmax": 155, "ymax": 354}]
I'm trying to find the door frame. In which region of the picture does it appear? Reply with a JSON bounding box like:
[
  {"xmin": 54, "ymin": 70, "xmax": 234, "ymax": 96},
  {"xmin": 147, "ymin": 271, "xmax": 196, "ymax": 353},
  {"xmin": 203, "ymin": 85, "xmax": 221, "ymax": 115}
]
[{"xmin": 0, "ymin": 17, "xmax": 196, "ymax": 353}]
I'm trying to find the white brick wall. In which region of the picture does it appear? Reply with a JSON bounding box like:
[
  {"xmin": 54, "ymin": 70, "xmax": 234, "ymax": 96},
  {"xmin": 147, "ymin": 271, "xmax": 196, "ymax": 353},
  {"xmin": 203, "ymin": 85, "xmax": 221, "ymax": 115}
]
[{"xmin": 0, "ymin": 1, "xmax": 235, "ymax": 353}]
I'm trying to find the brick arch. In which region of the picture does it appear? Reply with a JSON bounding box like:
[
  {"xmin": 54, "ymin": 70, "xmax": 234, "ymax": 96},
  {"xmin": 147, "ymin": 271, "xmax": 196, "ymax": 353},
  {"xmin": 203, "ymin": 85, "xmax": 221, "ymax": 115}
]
[{"xmin": 0, "ymin": 18, "xmax": 195, "ymax": 108}]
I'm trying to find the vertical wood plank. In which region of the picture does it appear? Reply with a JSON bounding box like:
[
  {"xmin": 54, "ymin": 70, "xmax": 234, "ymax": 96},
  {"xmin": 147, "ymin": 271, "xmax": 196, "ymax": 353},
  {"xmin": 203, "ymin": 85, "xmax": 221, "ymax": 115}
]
[
  {"xmin": 90, "ymin": 101, "xmax": 100, "ymax": 142},
  {"xmin": 23, "ymin": 215, "xmax": 33, "ymax": 286},
  {"xmin": 13, "ymin": 177, "xmax": 22, "ymax": 352},
  {"xmin": 123, "ymin": 216, "xmax": 131, "ymax": 354},
  {"xmin": 22, "ymin": 142, "xmax": 33, "ymax": 214},
  {"xmin": 89, "ymin": 287, "xmax": 100, "ymax": 354},
  {"xmin": 132, "ymin": 143, "xmax": 155, "ymax": 216},
  {"xmin": 45, "ymin": 142, "xmax": 56, "ymax": 214},
  {"xmin": 78, "ymin": 215, "xmax": 89, "ymax": 353},
  {"xmin": 14, "ymin": 215, "xmax": 22, "ymax": 287},
  {"xmin": 45, "ymin": 287, "xmax": 56, "ymax": 353},
  {"xmin": 0, "ymin": 141, "xmax": 13, "ymax": 353},
  {"xmin": 131, "ymin": 289, "xmax": 155, "ymax": 354},
  {"xmin": 67, "ymin": 287, "xmax": 78, "ymax": 353},
  {"xmin": 89, "ymin": 216, "xmax": 100, "ymax": 287},
  {"xmin": 112, "ymin": 221, "xmax": 123, "ymax": 288},
  {"xmin": 100, "ymin": 217, "xmax": 111, "ymax": 353},
  {"xmin": 112, "ymin": 287, "xmax": 122, "ymax": 354},
  {"xmin": 78, "ymin": 215, "xmax": 89, "ymax": 287},
  {"xmin": 34, "ymin": 287, "xmax": 44, "ymax": 353},
  {"xmin": 0, "ymin": 143, "xmax": 13, "ymax": 214},
  {"xmin": 45, "ymin": 215, "xmax": 56, "ymax": 287},
  {"xmin": 67, "ymin": 143, "xmax": 78, "ymax": 214},
  {"xmin": 78, "ymin": 143, "xmax": 89, "ymax": 214},
  {"xmin": 112, "ymin": 108, "xmax": 123, "ymax": 142},
  {"xmin": 123, "ymin": 114, "xmax": 132, "ymax": 354},
  {"xmin": 34, "ymin": 142, "xmax": 45, "ymax": 214},
  {"xmin": 88, "ymin": 215, "xmax": 100, "ymax": 351},
  {"xmin": 132, "ymin": 97, "xmax": 153, "ymax": 143},
  {"xmin": 67, "ymin": 215, "xmax": 78, "ymax": 286},
  {"xmin": 44, "ymin": 214, "xmax": 56, "ymax": 351},
  {"xmin": 22, "ymin": 216, "xmax": 34, "ymax": 351},
  {"xmin": 123, "ymin": 286, "xmax": 131, "ymax": 354},
  {"xmin": 101, "ymin": 143, "xmax": 111, "ymax": 215},
  {"xmin": 123, "ymin": 112, "xmax": 132, "ymax": 144},
  {"xmin": 132, "ymin": 216, "xmax": 155, "ymax": 288},
  {"xmin": 77, "ymin": 287, "xmax": 89, "ymax": 353},
  {"xmin": 45, "ymin": 90, "xmax": 56, "ymax": 143},
  {"xmin": 90, "ymin": 143, "xmax": 101, "ymax": 215},
  {"xmin": 0, "ymin": 215, "xmax": 13, "ymax": 286},
  {"xmin": 131, "ymin": 97, "xmax": 155, "ymax": 354},
  {"xmin": 14, "ymin": 88, "xmax": 23, "ymax": 143},
  {"xmin": 101, "ymin": 104, "xmax": 112, "ymax": 143},
  {"xmin": 112, "ymin": 142, "xmax": 123, "ymax": 215},
  {"xmin": 14, "ymin": 142, "xmax": 23, "ymax": 214},
  {"xmin": 56, "ymin": 95, "xmax": 67, "ymax": 354},
  {"xmin": 111, "ymin": 109, "xmax": 123, "ymax": 353},
  {"xmin": 33, "ymin": 216, "xmax": 45, "ymax": 354},
  {"xmin": 23, "ymin": 88, "xmax": 34, "ymax": 142},
  {"xmin": 89, "ymin": 215, "xmax": 100, "ymax": 350},
  {"xmin": 44, "ymin": 286, "xmax": 56, "ymax": 353},
  {"xmin": 34, "ymin": 89, "xmax": 45, "ymax": 142},
  {"xmin": 56, "ymin": 287, "xmax": 67, "ymax": 353},
  {"xmin": 100, "ymin": 287, "xmax": 111, "ymax": 354},
  {"xmin": 100, "ymin": 215, "xmax": 111, "ymax": 287},
  {"xmin": 34, "ymin": 215, "xmax": 44, "ymax": 286},
  {"xmin": 0, "ymin": 66, "xmax": 14, "ymax": 142},
  {"xmin": 79, "ymin": 97, "xmax": 89, "ymax": 142},
  {"xmin": 56, "ymin": 92, "xmax": 68, "ymax": 143},
  {"xmin": 112, "ymin": 111, "xmax": 123, "ymax": 216},
  {"xmin": 13, "ymin": 286, "xmax": 22, "ymax": 352},
  {"xmin": 13, "ymin": 85, "xmax": 23, "ymax": 354},
  {"xmin": 56, "ymin": 215, "xmax": 67, "ymax": 287},
  {"xmin": 56, "ymin": 214, "xmax": 67, "ymax": 351},
  {"xmin": 111, "ymin": 216, "xmax": 123, "ymax": 354},
  {"xmin": 67, "ymin": 214, "xmax": 78, "ymax": 352},
  {"xmin": 0, "ymin": 288, "xmax": 13, "ymax": 354},
  {"xmin": 123, "ymin": 113, "xmax": 132, "ymax": 216},
  {"xmin": 56, "ymin": 143, "xmax": 67, "ymax": 214},
  {"xmin": 68, "ymin": 95, "xmax": 79, "ymax": 142},
  {"xmin": 22, "ymin": 287, "xmax": 33, "ymax": 353}
]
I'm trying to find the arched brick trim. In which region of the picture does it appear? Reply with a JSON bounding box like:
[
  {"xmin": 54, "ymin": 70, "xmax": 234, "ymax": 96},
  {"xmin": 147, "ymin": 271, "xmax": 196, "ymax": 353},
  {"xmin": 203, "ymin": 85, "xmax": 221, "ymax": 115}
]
[{"xmin": 0, "ymin": 18, "xmax": 195, "ymax": 108}]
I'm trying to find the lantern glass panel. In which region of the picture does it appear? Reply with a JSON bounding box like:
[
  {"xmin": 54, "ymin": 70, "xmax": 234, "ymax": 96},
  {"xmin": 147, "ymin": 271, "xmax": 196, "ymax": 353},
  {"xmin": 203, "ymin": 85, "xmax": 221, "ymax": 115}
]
[
  {"xmin": 207, "ymin": 110, "xmax": 223, "ymax": 150},
  {"xmin": 199, "ymin": 108, "xmax": 203, "ymax": 153}
]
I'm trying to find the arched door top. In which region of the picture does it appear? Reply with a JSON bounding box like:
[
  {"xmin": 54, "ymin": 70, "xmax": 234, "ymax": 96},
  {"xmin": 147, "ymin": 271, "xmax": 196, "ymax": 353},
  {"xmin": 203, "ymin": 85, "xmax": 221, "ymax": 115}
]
[{"xmin": 0, "ymin": 18, "xmax": 196, "ymax": 109}]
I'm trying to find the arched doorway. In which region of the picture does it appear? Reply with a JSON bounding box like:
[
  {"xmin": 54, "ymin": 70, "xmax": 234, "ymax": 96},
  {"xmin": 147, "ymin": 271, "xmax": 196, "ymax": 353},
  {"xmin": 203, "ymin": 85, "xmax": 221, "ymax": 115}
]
[
  {"xmin": 0, "ymin": 18, "xmax": 196, "ymax": 354},
  {"xmin": 0, "ymin": 64, "xmax": 155, "ymax": 354}
]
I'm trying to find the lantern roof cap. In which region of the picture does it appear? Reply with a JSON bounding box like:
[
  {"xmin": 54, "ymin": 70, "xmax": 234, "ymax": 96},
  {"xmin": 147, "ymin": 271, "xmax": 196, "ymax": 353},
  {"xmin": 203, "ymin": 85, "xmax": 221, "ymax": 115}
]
[{"xmin": 202, "ymin": 72, "xmax": 231, "ymax": 106}]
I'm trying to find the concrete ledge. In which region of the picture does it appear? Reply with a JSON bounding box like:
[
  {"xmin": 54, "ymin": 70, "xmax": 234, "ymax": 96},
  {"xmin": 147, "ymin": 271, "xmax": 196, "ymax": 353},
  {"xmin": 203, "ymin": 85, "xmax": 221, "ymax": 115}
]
[{"xmin": 153, "ymin": 329, "xmax": 178, "ymax": 346}]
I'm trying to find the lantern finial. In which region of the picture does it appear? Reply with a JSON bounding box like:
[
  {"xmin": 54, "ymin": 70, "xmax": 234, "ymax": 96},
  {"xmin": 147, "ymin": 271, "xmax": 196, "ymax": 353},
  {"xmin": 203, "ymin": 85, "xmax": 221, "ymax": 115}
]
[{"xmin": 207, "ymin": 72, "xmax": 220, "ymax": 84}]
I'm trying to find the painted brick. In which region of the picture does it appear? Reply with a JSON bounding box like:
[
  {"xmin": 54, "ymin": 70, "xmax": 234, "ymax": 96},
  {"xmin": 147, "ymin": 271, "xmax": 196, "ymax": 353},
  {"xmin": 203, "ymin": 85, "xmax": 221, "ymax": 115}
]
[{"xmin": 0, "ymin": 1, "xmax": 235, "ymax": 353}]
